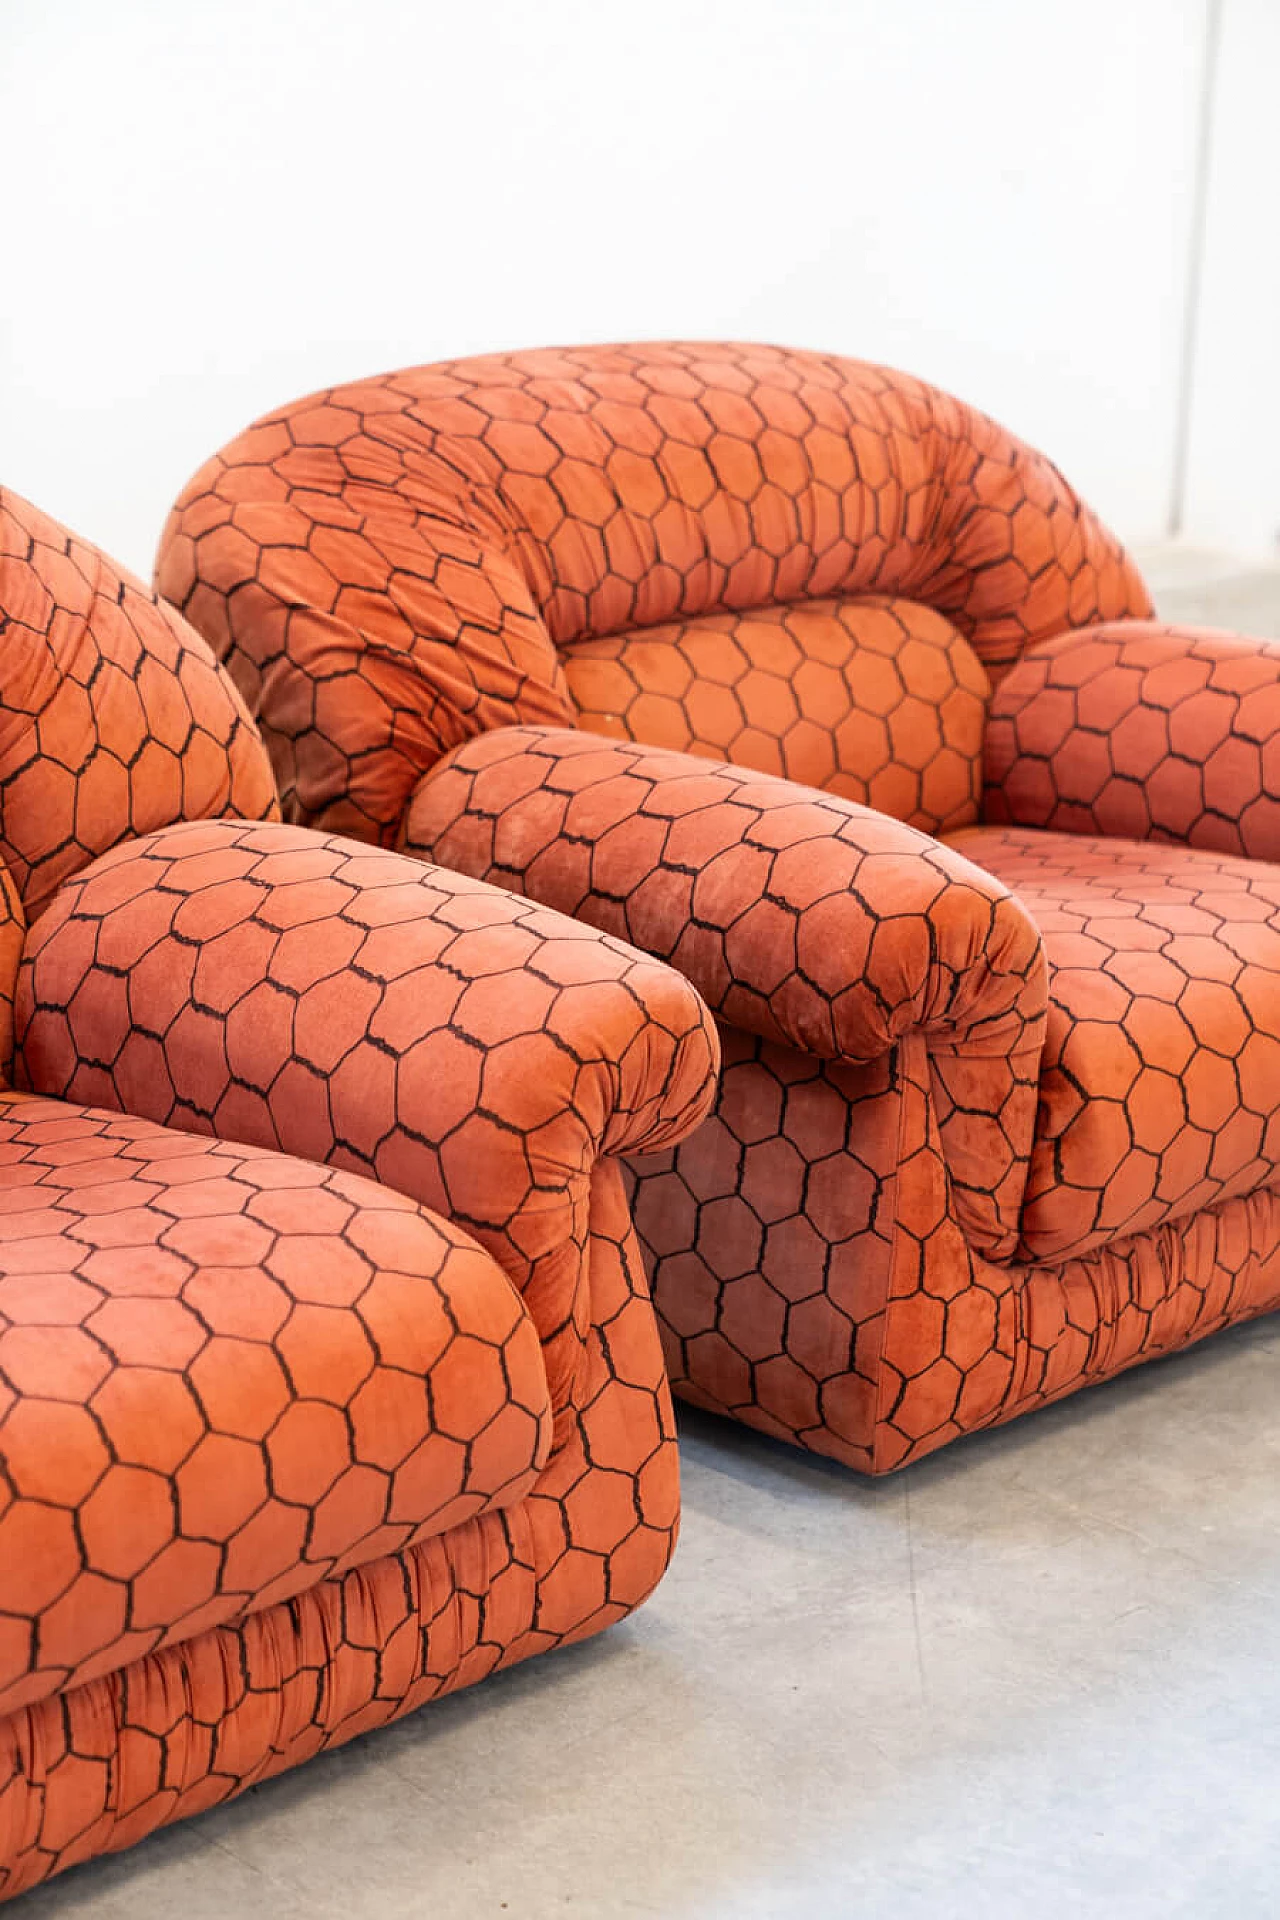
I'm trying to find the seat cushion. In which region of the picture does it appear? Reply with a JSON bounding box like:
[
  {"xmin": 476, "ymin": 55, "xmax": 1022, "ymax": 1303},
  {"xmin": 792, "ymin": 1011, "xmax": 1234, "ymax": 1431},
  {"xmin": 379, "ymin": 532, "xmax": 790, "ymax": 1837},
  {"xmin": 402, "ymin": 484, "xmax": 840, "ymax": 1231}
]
[
  {"xmin": 948, "ymin": 827, "xmax": 1280, "ymax": 1260},
  {"xmin": 0, "ymin": 1095, "xmax": 551, "ymax": 1719}
]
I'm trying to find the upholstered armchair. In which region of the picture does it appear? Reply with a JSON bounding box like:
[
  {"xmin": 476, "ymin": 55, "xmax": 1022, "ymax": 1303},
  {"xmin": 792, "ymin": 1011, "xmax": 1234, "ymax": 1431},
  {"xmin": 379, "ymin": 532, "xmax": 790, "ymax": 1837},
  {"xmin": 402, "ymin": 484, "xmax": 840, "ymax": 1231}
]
[
  {"xmin": 0, "ymin": 487, "xmax": 717, "ymax": 1900},
  {"xmin": 156, "ymin": 340, "xmax": 1280, "ymax": 1475}
]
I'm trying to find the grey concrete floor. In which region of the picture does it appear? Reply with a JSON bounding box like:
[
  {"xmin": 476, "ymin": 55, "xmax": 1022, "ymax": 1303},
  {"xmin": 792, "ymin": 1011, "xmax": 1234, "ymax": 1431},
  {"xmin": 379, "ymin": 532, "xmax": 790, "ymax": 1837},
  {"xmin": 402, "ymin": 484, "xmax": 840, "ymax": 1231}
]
[{"xmin": 19, "ymin": 552, "xmax": 1280, "ymax": 1918}]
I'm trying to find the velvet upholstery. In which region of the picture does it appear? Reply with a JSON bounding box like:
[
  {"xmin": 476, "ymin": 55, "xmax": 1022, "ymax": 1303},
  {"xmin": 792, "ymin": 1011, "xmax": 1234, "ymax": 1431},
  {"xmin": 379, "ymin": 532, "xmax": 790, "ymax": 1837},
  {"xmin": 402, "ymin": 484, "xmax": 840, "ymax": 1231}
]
[
  {"xmin": 154, "ymin": 341, "xmax": 1149, "ymax": 838},
  {"xmin": 405, "ymin": 728, "xmax": 1049, "ymax": 1266},
  {"xmin": 0, "ymin": 487, "xmax": 718, "ymax": 1900},
  {"xmin": 985, "ymin": 620, "xmax": 1280, "ymax": 858},
  {"xmin": 155, "ymin": 340, "xmax": 1280, "ymax": 1474}
]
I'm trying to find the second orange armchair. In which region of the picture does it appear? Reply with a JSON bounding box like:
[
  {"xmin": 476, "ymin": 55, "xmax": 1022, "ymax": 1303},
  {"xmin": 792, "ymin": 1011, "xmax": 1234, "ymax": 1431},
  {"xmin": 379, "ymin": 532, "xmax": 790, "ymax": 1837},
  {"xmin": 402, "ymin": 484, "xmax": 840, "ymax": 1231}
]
[{"xmin": 156, "ymin": 340, "xmax": 1280, "ymax": 1473}]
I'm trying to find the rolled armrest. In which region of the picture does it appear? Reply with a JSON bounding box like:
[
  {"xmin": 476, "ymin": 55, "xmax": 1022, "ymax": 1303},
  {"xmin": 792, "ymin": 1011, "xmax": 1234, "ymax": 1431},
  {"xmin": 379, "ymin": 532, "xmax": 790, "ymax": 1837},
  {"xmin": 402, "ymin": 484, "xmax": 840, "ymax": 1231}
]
[
  {"xmin": 406, "ymin": 727, "xmax": 1049, "ymax": 1259},
  {"xmin": 985, "ymin": 620, "xmax": 1280, "ymax": 860},
  {"xmin": 405, "ymin": 727, "xmax": 1046, "ymax": 1066},
  {"xmin": 15, "ymin": 818, "xmax": 720, "ymax": 1414}
]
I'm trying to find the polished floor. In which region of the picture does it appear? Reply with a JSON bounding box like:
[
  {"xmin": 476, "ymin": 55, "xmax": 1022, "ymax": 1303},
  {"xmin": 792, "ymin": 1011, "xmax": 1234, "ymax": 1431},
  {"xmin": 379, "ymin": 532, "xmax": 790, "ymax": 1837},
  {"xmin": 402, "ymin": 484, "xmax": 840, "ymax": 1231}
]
[{"xmin": 21, "ymin": 554, "xmax": 1280, "ymax": 1919}]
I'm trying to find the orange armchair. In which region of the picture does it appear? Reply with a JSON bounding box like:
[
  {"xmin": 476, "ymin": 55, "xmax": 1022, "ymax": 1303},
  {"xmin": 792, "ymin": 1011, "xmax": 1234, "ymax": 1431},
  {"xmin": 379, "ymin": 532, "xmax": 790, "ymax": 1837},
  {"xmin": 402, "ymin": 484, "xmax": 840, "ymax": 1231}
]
[
  {"xmin": 156, "ymin": 341, "xmax": 1280, "ymax": 1474},
  {"xmin": 0, "ymin": 488, "xmax": 717, "ymax": 1900}
]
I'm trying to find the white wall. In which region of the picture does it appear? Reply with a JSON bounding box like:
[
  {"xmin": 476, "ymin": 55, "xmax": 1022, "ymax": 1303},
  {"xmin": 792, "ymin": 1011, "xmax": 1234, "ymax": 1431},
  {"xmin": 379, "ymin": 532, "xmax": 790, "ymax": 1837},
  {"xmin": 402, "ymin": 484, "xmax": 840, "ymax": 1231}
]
[
  {"xmin": 1179, "ymin": 0, "xmax": 1280, "ymax": 555},
  {"xmin": 0, "ymin": 0, "xmax": 1234, "ymax": 580}
]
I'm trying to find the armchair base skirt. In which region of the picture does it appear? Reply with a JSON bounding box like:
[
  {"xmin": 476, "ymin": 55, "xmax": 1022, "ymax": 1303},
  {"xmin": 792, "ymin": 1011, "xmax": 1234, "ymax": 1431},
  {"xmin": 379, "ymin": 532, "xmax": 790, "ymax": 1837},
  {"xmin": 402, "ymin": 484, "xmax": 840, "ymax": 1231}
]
[{"xmin": 628, "ymin": 1023, "xmax": 1280, "ymax": 1473}]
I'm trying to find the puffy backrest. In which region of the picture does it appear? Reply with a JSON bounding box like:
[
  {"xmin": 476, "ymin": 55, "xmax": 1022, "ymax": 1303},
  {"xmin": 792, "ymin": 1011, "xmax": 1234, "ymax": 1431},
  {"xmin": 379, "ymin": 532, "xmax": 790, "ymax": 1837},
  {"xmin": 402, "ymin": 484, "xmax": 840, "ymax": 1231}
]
[
  {"xmin": 561, "ymin": 593, "xmax": 993, "ymax": 837},
  {"xmin": 155, "ymin": 342, "xmax": 1151, "ymax": 842},
  {"xmin": 1, "ymin": 488, "xmax": 278, "ymax": 921}
]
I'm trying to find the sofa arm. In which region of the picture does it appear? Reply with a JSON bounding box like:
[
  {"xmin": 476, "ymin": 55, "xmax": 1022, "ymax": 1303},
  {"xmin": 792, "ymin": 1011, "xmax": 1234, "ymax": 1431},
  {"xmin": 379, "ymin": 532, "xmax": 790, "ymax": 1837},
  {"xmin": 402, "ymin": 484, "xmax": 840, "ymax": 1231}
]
[
  {"xmin": 405, "ymin": 727, "xmax": 1046, "ymax": 1065},
  {"xmin": 405, "ymin": 727, "xmax": 1049, "ymax": 1259},
  {"xmin": 14, "ymin": 819, "xmax": 720, "ymax": 1415},
  {"xmin": 984, "ymin": 621, "xmax": 1280, "ymax": 859}
]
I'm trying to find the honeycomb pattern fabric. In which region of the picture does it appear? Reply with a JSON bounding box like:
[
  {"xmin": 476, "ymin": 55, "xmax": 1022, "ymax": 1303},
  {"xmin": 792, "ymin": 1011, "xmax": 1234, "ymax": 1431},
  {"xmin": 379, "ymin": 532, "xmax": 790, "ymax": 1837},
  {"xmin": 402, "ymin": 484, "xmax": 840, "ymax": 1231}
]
[
  {"xmin": 154, "ymin": 340, "xmax": 1150, "ymax": 841},
  {"xmin": 951, "ymin": 826, "xmax": 1280, "ymax": 1261},
  {"xmin": 0, "ymin": 494, "xmax": 718, "ymax": 1898},
  {"xmin": 625, "ymin": 1026, "xmax": 906, "ymax": 1459},
  {"xmin": 407, "ymin": 729, "xmax": 1280, "ymax": 1469},
  {"xmin": 0, "ymin": 1154, "xmax": 681, "ymax": 1899},
  {"xmin": 561, "ymin": 594, "xmax": 990, "ymax": 835},
  {"xmin": 156, "ymin": 339, "xmax": 1280, "ymax": 1475},
  {"xmin": 985, "ymin": 620, "xmax": 1280, "ymax": 860},
  {"xmin": 0, "ymin": 873, "xmax": 24, "ymax": 1089},
  {"xmin": 15, "ymin": 817, "xmax": 718, "ymax": 1426},
  {"xmin": 0, "ymin": 1095, "xmax": 551, "ymax": 1724},
  {"xmin": 0, "ymin": 816, "xmax": 710, "ymax": 1894},
  {"xmin": 0, "ymin": 488, "xmax": 278, "ymax": 924},
  {"xmin": 626, "ymin": 1026, "xmax": 1280, "ymax": 1470},
  {"xmin": 405, "ymin": 726, "xmax": 1047, "ymax": 1264}
]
